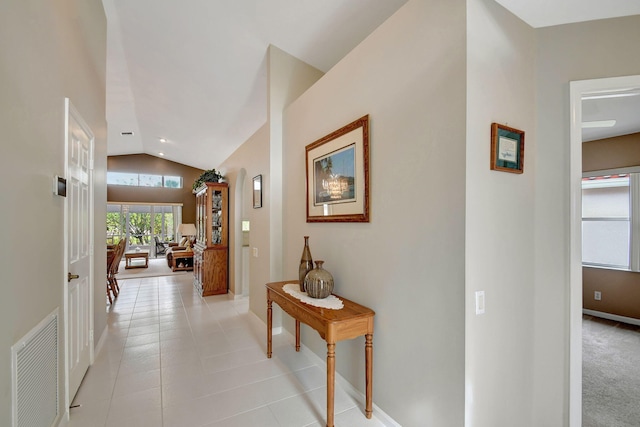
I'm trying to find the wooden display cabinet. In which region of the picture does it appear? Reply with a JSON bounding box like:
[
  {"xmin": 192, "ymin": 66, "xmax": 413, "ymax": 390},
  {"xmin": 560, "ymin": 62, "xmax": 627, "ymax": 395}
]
[{"xmin": 193, "ymin": 182, "xmax": 229, "ymax": 296}]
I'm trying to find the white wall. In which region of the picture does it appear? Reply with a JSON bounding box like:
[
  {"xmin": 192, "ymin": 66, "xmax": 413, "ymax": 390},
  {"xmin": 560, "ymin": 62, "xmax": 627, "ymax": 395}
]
[
  {"xmin": 219, "ymin": 124, "xmax": 271, "ymax": 320},
  {"xmin": 533, "ymin": 15, "xmax": 640, "ymax": 426},
  {"xmin": 267, "ymin": 46, "xmax": 324, "ymax": 284},
  {"xmin": 466, "ymin": 0, "xmax": 536, "ymax": 425},
  {"xmin": 0, "ymin": 0, "xmax": 107, "ymax": 424},
  {"xmin": 216, "ymin": 2, "xmax": 640, "ymax": 426},
  {"xmin": 282, "ymin": 1, "xmax": 466, "ymax": 425},
  {"xmin": 218, "ymin": 47, "xmax": 323, "ymax": 321}
]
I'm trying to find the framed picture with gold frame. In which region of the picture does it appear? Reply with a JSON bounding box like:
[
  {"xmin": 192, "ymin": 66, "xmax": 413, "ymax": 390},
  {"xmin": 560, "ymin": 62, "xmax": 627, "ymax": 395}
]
[
  {"xmin": 490, "ymin": 122, "xmax": 525, "ymax": 174},
  {"xmin": 305, "ymin": 115, "xmax": 370, "ymax": 222}
]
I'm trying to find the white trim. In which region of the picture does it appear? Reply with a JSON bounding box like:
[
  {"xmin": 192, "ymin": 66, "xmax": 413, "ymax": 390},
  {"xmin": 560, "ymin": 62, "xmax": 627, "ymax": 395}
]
[
  {"xmin": 107, "ymin": 201, "xmax": 184, "ymax": 206},
  {"xmin": 629, "ymin": 174, "xmax": 640, "ymax": 271},
  {"xmin": 299, "ymin": 345, "xmax": 401, "ymax": 427},
  {"xmin": 569, "ymin": 74, "xmax": 640, "ymax": 427},
  {"xmin": 569, "ymin": 79, "xmax": 584, "ymax": 427},
  {"xmin": 582, "ymin": 166, "xmax": 640, "ymax": 178},
  {"xmin": 581, "ymin": 177, "xmax": 629, "ymax": 189},
  {"xmin": 62, "ymin": 98, "xmax": 71, "ymax": 420},
  {"xmin": 94, "ymin": 326, "xmax": 108, "ymax": 359},
  {"xmin": 57, "ymin": 414, "xmax": 69, "ymax": 427},
  {"xmin": 247, "ymin": 309, "xmax": 282, "ymax": 335},
  {"xmin": 230, "ymin": 291, "xmax": 247, "ymax": 300},
  {"xmin": 63, "ymin": 98, "xmax": 96, "ymax": 417},
  {"xmin": 583, "ymin": 309, "xmax": 640, "ymax": 327}
]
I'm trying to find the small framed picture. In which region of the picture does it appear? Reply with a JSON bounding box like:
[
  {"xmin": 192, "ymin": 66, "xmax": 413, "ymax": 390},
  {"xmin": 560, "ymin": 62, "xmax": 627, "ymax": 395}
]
[
  {"xmin": 490, "ymin": 123, "xmax": 525, "ymax": 174},
  {"xmin": 253, "ymin": 175, "xmax": 262, "ymax": 208}
]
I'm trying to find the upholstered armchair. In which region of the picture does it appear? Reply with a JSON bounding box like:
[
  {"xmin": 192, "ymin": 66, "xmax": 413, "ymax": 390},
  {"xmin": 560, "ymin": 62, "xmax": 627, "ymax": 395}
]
[{"xmin": 165, "ymin": 237, "xmax": 194, "ymax": 267}]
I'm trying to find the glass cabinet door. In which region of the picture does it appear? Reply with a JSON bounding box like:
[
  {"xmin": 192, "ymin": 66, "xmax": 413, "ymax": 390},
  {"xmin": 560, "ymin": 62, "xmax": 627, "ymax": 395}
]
[
  {"xmin": 195, "ymin": 182, "xmax": 228, "ymax": 248},
  {"xmin": 211, "ymin": 189, "xmax": 223, "ymax": 245}
]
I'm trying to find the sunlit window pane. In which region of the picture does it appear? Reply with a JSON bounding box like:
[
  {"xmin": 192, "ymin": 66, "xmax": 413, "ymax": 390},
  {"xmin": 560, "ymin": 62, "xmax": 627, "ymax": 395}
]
[
  {"xmin": 583, "ymin": 186, "xmax": 629, "ymax": 218},
  {"xmin": 107, "ymin": 172, "xmax": 182, "ymax": 188},
  {"xmin": 581, "ymin": 174, "xmax": 631, "ymax": 269},
  {"xmin": 582, "ymin": 220, "xmax": 629, "ymax": 268},
  {"xmin": 164, "ymin": 176, "xmax": 182, "ymax": 188},
  {"xmin": 139, "ymin": 174, "xmax": 162, "ymax": 187},
  {"xmin": 107, "ymin": 172, "xmax": 138, "ymax": 186}
]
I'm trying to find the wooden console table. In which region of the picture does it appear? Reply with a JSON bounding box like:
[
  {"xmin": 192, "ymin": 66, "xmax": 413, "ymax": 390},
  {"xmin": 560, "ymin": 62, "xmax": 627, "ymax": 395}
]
[{"xmin": 266, "ymin": 281, "xmax": 374, "ymax": 427}]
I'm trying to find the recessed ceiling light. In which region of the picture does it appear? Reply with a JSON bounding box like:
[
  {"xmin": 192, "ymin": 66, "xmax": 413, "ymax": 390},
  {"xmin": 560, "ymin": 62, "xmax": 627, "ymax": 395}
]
[
  {"xmin": 159, "ymin": 138, "xmax": 167, "ymax": 143},
  {"xmin": 158, "ymin": 152, "xmax": 165, "ymax": 156},
  {"xmin": 120, "ymin": 131, "xmax": 134, "ymax": 136},
  {"xmin": 582, "ymin": 120, "xmax": 616, "ymax": 128}
]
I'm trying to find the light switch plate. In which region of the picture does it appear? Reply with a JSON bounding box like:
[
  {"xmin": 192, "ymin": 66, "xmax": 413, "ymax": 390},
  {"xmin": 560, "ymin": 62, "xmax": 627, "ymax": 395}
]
[
  {"xmin": 475, "ymin": 291, "xmax": 485, "ymax": 315},
  {"xmin": 252, "ymin": 247, "xmax": 258, "ymax": 258}
]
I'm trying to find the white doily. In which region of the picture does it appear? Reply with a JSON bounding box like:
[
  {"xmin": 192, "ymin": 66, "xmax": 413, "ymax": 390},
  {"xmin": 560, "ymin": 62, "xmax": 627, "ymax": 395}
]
[{"xmin": 283, "ymin": 283, "xmax": 344, "ymax": 310}]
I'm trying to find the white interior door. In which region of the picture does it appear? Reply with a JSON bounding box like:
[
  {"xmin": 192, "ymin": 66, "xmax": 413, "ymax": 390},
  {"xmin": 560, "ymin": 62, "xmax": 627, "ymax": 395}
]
[{"xmin": 66, "ymin": 99, "xmax": 94, "ymax": 401}]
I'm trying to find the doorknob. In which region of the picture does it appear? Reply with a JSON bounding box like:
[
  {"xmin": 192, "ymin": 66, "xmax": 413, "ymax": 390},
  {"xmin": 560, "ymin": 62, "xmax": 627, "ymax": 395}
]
[{"xmin": 68, "ymin": 272, "xmax": 80, "ymax": 282}]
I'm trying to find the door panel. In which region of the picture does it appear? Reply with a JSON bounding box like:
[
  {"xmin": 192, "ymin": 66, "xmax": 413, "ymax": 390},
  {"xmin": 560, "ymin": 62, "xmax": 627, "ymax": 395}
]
[{"xmin": 66, "ymin": 100, "xmax": 93, "ymax": 401}]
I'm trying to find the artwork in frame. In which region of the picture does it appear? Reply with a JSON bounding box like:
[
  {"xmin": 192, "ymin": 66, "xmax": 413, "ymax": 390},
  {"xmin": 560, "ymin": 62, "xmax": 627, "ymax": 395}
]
[
  {"xmin": 490, "ymin": 122, "xmax": 525, "ymax": 174},
  {"xmin": 253, "ymin": 174, "xmax": 262, "ymax": 208},
  {"xmin": 305, "ymin": 115, "xmax": 370, "ymax": 222}
]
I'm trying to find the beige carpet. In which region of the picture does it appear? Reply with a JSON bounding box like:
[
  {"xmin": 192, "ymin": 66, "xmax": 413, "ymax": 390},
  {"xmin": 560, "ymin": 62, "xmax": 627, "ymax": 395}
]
[
  {"xmin": 115, "ymin": 257, "xmax": 191, "ymax": 280},
  {"xmin": 582, "ymin": 315, "xmax": 640, "ymax": 427}
]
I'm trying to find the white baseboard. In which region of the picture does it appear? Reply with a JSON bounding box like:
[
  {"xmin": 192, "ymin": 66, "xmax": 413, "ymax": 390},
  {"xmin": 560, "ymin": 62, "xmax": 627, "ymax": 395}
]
[
  {"xmin": 56, "ymin": 413, "xmax": 69, "ymax": 427},
  {"xmin": 230, "ymin": 291, "xmax": 249, "ymax": 300},
  {"xmin": 247, "ymin": 310, "xmax": 282, "ymax": 336},
  {"xmin": 298, "ymin": 345, "xmax": 401, "ymax": 427},
  {"xmin": 249, "ymin": 311, "xmax": 400, "ymax": 427},
  {"xmin": 94, "ymin": 325, "xmax": 108, "ymax": 359},
  {"xmin": 583, "ymin": 309, "xmax": 640, "ymax": 326},
  {"xmin": 58, "ymin": 327, "xmax": 108, "ymax": 427}
]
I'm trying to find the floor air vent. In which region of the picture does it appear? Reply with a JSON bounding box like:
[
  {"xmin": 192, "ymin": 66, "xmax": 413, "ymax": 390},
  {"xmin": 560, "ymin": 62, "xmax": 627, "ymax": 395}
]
[{"xmin": 12, "ymin": 309, "xmax": 59, "ymax": 427}]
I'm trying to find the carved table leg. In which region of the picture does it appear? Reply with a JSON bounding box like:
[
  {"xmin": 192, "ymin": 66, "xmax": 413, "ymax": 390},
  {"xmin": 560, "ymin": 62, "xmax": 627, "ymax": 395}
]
[
  {"xmin": 295, "ymin": 320, "xmax": 300, "ymax": 352},
  {"xmin": 327, "ymin": 342, "xmax": 336, "ymax": 427},
  {"xmin": 267, "ymin": 299, "xmax": 272, "ymax": 358},
  {"xmin": 365, "ymin": 333, "xmax": 373, "ymax": 418}
]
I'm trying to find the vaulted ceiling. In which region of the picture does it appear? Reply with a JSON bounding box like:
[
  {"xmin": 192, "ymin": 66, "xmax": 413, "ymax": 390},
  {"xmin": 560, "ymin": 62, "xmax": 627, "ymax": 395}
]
[{"xmin": 103, "ymin": 0, "xmax": 640, "ymax": 169}]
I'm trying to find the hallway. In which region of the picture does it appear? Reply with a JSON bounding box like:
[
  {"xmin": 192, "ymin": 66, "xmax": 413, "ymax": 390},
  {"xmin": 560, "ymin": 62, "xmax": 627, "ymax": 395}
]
[{"xmin": 68, "ymin": 274, "xmax": 384, "ymax": 426}]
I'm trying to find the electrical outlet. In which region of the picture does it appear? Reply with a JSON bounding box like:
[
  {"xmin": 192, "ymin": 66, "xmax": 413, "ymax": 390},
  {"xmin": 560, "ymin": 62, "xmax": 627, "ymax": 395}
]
[{"xmin": 594, "ymin": 291, "xmax": 602, "ymax": 301}]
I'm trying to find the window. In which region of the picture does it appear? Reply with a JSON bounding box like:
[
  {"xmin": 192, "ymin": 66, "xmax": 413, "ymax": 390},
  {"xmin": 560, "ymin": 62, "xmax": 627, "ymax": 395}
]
[
  {"xmin": 164, "ymin": 175, "xmax": 182, "ymax": 188},
  {"xmin": 107, "ymin": 172, "xmax": 138, "ymax": 186},
  {"xmin": 107, "ymin": 172, "xmax": 182, "ymax": 188},
  {"xmin": 582, "ymin": 175, "xmax": 630, "ymax": 269},
  {"xmin": 107, "ymin": 203, "xmax": 182, "ymax": 250},
  {"xmin": 139, "ymin": 174, "xmax": 163, "ymax": 187}
]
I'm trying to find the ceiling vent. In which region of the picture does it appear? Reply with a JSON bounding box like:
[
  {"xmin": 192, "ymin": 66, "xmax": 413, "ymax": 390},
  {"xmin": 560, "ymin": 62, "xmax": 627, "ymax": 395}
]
[{"xmin": 120, "ymin": 131, "xmax": 134, "ymax": 136}]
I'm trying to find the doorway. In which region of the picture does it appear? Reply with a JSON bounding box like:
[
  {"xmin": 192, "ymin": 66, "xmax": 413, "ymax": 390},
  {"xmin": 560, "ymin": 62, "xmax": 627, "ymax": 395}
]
[{"xmin": 569, "ymin": 74, "xmax": 640, "ymax": 427}]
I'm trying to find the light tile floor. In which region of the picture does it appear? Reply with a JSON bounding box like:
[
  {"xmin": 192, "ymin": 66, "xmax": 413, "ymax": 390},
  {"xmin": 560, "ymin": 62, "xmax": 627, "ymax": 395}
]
[{"xmin": 69, "ymin": 274, "xmax": 386, "ymax": 427}]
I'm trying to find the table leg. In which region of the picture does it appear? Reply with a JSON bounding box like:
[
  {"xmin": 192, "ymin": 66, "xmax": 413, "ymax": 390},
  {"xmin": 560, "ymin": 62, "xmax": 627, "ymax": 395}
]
[
  {"xmin": 295, "ymin": 320, "xmax": 300, "ymax": 352},
  {"xmin": 267, "ymin": 299, "xmax": 273, "ymax": 358},
  {"xmin": 365, "ymin": 333, "xmax": 373, "ymax": 418},
  {"xmin": 327, "ymin": 342, "xmax": 335, "ymax": 427}
]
